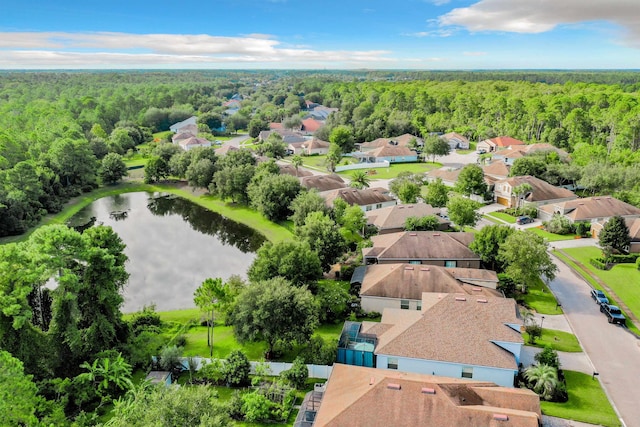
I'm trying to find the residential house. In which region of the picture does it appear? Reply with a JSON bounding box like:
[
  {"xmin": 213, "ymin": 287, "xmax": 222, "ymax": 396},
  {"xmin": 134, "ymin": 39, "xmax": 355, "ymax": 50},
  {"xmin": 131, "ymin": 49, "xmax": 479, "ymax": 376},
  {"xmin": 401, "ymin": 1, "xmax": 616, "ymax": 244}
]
[
  {"xmin": 482, "ymin": 160, "xmax": 510, "ymax": 180},
  {"xmin": 214, "ymin": 144, "xmax": 239, "ymax": 156},
  {"xmin": 172, "ymin": 129, "xmax": 198, "ymax": 144},
  {"xmin": 354, "ymin": 263, "xmax": 501, "ymax": 312},
  {"xmin": 495, "ymin": 149, "xmax": 525, "ymax": 166},
  {"xmin": 287, "ymin": 141, "xmax": 307, "ymax": 155},
  {"xmin": 301, "ymin": 138, "xmax": 330, "ymax": 155},
  {"xmin": 169, "ymin": 116, "xmax": 197, "ymax": 133},
  {"xmin": 353, "ymin": 146, "xmax": 419, "ymax": 164},
  {"xmin": 301, "ymin": 118, "xmax": 324, "ymax": 135},
  {"xmin": 178, "ymin": 136, "xmax": 212, "ymax": 151},
  {"xmin": 426, "ymin": 168, "xmax": 461, "ymax": 187},
  {"xmin": 258, "ymin": 129, "xmax": 307, "ymax": 144},
  {"xmin": 440, "ymin": 132, "xmax": 470, "ymax": 150},
  {"xmin": 591, "ymin": 217, "xmax": 640, "ymax": 253},
  {"xmin": 493, "ymin": 175, "xmax": 577, "ymax": 208},
  {"xmin": 366, "ymin": 294, "xmax": 524, "ymax": 388},
  {"xmin": 363, "ymin": 231, "xmax": 480, "ymax": 268},
  {"xmin": 365, "ymin": 203, "xmax": 449, "ymax": 234},
  {"xmin": 311, "ymin": 364, "xmax": 541, "ymax": 427},
  {"xmin": 300, "ymin": 174, "xmax": 346, "ymax": 191},
  {"xmin": 321, "ymin": 187, "xmax": 396, "ymax": 212},
  {"xmin": 357, "ymin": 134, "xmax": 422, "ymax": 152},
  {"xmin": 477, "ymin": 136, "xmax": 526, "ymax": 153},
  {"xmin": 538, "ymin": 195, "xmax": 640, "ymax": 224},
  {"xmin": 279, "ymin": 164, "xmax": 313, "ymax": 178}
]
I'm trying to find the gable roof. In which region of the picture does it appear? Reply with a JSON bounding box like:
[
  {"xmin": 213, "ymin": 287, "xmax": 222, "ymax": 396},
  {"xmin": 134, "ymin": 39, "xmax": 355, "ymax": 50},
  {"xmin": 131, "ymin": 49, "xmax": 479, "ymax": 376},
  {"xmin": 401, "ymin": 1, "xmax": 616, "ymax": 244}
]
[
  {"xmin": 427, "ymin": 168, "xmax": 461, "ymax": 185},
  {"xmin": 301, "ymin": 118, "xmax": 323, "ymax": 133},
  {"xmin": 300, "ymin": 174, "xmax": 346, "ymax": 191},
  {"xmin": 302, "ymin": 137, "xmax": 330, "ymax": 150},
  {"xmin": 178, "ymin": 136, "xmax": 211, "ymax": 149},
  {"xmin": 359, "ymin": 134, "xmax": 421, "ymax": 150},
  {"xmin": 321, "ymin": 187, "xmax": 395, "ymax": 208},
  {"xmin": 368, "ymin": 145, "xmax": 417, "ymax": 158},
  {"xmin": 314, "ymin": 364, "xmax": 540, "ymax": 427},
  {"xmin": 172, "ymin": 130, "xmax": 197, "ymax": 143},
  {"xmin": 365, "ymin": 203, "xmax": 443, "ymax": 231},
  {"xmin": 441, "ymin": 132, "xmax": 469, "ymax": 145},
  {"xmin": 482, "ymin": 160, "xmax": 510, "ymax": 179},
  {"xmin": 363, "ymin": 231, "xmax": 478, "ymax": 262},
  {"xmin": 540, "ymin": 196, "xmax": 640, "ymax": 221},
  {"xmin": 486, "ymin": 136, "xmax": 526, "ymax": 147},
  {"xmin": 169, "ymin": 116, "xmax": 197, "ymax": 132},
  {"xmin": 359, "ymin": 263, "xmax": 501, "ymax": 300},
  {"xmin": 279, "ymin": 164, "xmax": 313, "ymax": 177},
  {"xmin": 497, "ymin": 175, "xmax": 576, "ymax": 203},
  {"xmin": 214, "ymin": 144, "xmax": 239, "ymax": 156},
  {"xmin": 374, "ymin": 294, "xmax": 522, "ymax": 369}
]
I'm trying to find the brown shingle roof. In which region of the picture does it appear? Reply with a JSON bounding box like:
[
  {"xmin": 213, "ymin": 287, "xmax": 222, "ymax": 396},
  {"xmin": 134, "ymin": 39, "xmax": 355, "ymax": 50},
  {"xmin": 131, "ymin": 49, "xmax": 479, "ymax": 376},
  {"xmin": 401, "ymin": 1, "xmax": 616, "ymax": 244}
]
[
  {"xmin": 497, "ymin": 175, "xmax": 576, "ymax": 203},
  {"xmin": 214, "ymin": 144, "xmax": 238, "ymax": 156},
  {"xmin": 321, "ymin": 187, "xmax": 395, "ymax": 208},
  {"xmin": 488, "ymin": 136, "xmax": 526, "ymax": 147},
  {"xmin": 360, "ymin": 263, "xmax": 500, "ymax": 300},
  {"xmin": 178, "ymin": 136, "xmax": 211, "ymax": 148},
  {"xmin": 374, "ymin": 295, "xmax": 522, "ymax": 369},
  {"xmin": 302, "ymin": 137, "xmax": 330, "ymax": 150},
  {"xmin": 539, "ymin": 196, "xmax": 640, "ymax": 222},
  {"xmin": 279, "ymin": 164, "xmax": 313, "ymax": 177},
  {"xmin": 359, "ymin": 134, "xmax": 421, "ymax": 150},
  {"xmin": 427, "ymin": 168, "xmax": 461, "ymax": 185},
  {"xmin": 300, "ymin": 174, "xmax": 346, "ymax": 191},
  {"xmin": 365, "ymin": 203, "xmax": 443, "ymax": 231},
  {"xmin": 483, "ymin": 160, "xmax": 510, "ymax": 179},
  {"xmin": 315, "ymin": 364, "xmax": 540, "ymax": 427},
  {"xmin": 368, "ymin": 145, "xmax": 417, "ymax": 158},
  {"xmin": 441, "ymin": 132, "xmax": 469, "ymax": 145},
  {"xmin": 363, "ymin": 231, "xmax": 479, "ymax": 262}
]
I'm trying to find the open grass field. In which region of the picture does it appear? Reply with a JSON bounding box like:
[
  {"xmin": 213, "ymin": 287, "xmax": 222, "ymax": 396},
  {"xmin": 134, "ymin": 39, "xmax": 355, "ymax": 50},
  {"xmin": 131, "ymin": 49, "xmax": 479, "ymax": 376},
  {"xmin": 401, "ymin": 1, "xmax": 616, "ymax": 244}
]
[
  {"xmin": 524, "ymin": 328, "xmax": 582, "ymax": 352},
  {"xmin": 297, "ymin": 155, "xmax": 442, "ymax": 179},
  {"xmin": 541, "ymin": 370, "xmax": 621, "ymax": 426}
]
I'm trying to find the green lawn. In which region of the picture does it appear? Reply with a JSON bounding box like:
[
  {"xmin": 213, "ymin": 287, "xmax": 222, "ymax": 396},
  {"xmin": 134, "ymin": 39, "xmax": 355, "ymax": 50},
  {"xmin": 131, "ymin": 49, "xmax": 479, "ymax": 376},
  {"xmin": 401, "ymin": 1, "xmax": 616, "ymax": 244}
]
[
  {"xmin": 524, "ymin": 328, "xmax": 582, "ymax": 352},
  {"xmin": 521, "ymin": 278, "xmax": 563, "ymax": 315},
  {"xmin": 485, "ymin": 211, "xmax": 516, "ymax": 224},
  {"xmin": 526, "ymin": 227, "xmax": 578, "ymax": 242},
  {"xmin": 298, "ymin": 155, "xmax": 442, "ymax": 179},
  {"xmin": 562, "ymin": 247, "xmax": 640, "ymax": 327},
  {"xmin": 481, "ymin": 214, "xmax": 502, "ymax": 224},
  {"xmin": 541, "ymin": 370, "xmax": 621, "ymax": 427}
]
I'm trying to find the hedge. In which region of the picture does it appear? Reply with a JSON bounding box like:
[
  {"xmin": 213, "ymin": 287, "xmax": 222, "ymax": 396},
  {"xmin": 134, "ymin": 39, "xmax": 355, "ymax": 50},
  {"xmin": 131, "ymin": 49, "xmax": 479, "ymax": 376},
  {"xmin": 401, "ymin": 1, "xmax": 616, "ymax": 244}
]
[{"xmin": 589, "ymin": 258, "xmax": 609, "ymax": 270}]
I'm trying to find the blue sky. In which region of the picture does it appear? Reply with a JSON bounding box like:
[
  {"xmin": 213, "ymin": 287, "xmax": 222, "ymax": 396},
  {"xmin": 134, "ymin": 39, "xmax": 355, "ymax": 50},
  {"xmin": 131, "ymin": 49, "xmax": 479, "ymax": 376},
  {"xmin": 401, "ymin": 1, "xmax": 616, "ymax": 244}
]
[{"xmin": 1, "ymin": 0, "xmax": 639, "ymax": 69}]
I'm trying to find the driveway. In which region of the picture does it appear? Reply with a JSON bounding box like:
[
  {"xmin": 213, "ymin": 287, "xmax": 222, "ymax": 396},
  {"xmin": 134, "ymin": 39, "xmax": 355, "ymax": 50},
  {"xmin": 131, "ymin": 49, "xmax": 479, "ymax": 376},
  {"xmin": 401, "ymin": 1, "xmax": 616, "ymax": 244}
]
[
  {"xmin": 436, "ymin": 149, "xmax": 480, "ymax": 169},
  {"xmin": 548, "ymin": 255, "xmax": 640, "ymax": 427}
]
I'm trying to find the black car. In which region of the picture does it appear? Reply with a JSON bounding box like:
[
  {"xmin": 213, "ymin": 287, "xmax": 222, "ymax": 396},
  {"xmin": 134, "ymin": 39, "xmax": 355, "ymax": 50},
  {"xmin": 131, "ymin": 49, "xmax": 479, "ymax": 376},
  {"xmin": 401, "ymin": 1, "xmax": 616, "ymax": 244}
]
[
  {"xmin": 590, "ymin": 289, "xmax": 609, "ymax": 305},
  {"xmin": 600, "ymin": 304, "xmax": 626, "ymax": 325},
  {"xmin": 516, "ymin": 216, "xmax": 534, "ymax": 225}
]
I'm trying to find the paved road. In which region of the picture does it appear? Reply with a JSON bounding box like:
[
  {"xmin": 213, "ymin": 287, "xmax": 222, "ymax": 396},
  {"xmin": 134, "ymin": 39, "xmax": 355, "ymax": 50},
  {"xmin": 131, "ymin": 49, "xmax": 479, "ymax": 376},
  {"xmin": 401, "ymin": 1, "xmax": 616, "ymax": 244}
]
[{"xmin": 549, "ymin": 255, "xmax": 640, "ymax": 427}]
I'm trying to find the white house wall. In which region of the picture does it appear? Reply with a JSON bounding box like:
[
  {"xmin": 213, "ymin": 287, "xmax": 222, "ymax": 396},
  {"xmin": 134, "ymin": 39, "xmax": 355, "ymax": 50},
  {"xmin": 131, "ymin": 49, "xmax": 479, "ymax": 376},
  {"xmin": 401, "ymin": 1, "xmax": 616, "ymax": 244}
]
[
  {"xmin": 376, "ymin": 354, "xmax": 517, "ymax": 388},
  {"xmin": 361, "ymin": 296, "xmax": 422, "ymax": 313}
]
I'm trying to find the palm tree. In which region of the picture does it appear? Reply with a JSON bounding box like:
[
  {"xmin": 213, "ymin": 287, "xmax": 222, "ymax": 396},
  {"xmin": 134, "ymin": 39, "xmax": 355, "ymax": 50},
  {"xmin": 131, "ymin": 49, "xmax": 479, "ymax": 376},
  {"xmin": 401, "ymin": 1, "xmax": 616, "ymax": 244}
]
[
  {"xmin": 350, "ymin": 170, "xmax": 371, "ymax": 189},
  {"xmin": 291, "ymin": 155, "xmax": 303, "ymax": 177},
  {"xmin": 524, "ymin": 364, "xmax": 559, "ymax": 401},
  {"xmin": 194, "ymin": 277, "xmax": 229, "ymax": 357},
  {"xmin": 79, "ymin": 353, "xmax": 134, "ymax": 397},
  {"xmin": 513, "ymin": 183, "xmax": 533, "ymax": 211}
]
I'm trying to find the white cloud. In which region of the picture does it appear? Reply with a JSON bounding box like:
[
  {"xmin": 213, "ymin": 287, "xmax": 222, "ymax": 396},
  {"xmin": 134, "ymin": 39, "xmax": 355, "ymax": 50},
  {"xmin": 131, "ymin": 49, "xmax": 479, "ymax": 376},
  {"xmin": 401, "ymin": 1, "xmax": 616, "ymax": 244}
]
[
  {"xmin": 438, "ymin": 0, "xmax": 640, "ymax": 48},
  {"xmin": 0, "ymin": 32, "xmax": 396, "ymax": 68}
]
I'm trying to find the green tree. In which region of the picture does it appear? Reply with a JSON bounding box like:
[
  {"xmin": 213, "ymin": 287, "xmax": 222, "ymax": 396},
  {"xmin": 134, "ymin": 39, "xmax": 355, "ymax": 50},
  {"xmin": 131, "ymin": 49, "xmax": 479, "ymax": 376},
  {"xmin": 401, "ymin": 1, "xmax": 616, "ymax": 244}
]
[
  {"xmin": 510, "ymin": 156, "xmax": 547, "ymax": 179},
  {"xmin": 248, "ymin": 241, "xmax": 322, "ymax": 289},
  {"xmin": 144, "ymin": 156, "xmax": 169, "ymax": 183},
  {"xmin": 469, "ymin": 225, "xmax": 515, "ymax": 271},
  {"xmin": 281, "ymin": 356, "xmax": 308, "ymax": 390},
  {"xmin": 100, "ymin": 153, "xmax": 128, "ymax": 184},
  {"xmin": 316, "ymin": 280, "xmax": 349, "ymax": 323},
  {"xmin": 194, "ymin": 278, "xmax": 229, "ymax": 357},
  {"xmin": 350, "ymin": 170, "xmax": 371, "ymax": 189},
  {"xmin": 258, "ymin": 133, "xmax": 287, "ymax": 158},
  {"xmin": 424, "ymin": 178, "xmax": 449, "ymax": 207},
  {"xmin": 0, "ymin": 350, "xmax": 40, "ymax": 426},
  {"xmin": 291, "ymin": 155, "xmax": 303, "ymax": 176},
  {"xmin": 329, "ymin": 125, "xmax": 355, "ymax": 153},
  {"xmin": 498, "ymin": 231, "xmax": 558, "ymax": 292},
  {"xmin": 524, "ymin": 364, "xmax": 560, "ymax": 401},
  {"xmin": 599, "ymin": 215, "xmax": 630, "ymax": 256},
  {"xmin": 222, "ymin": 350, "xmax": 251, "ymax": 387},
  {"xmin": 211, "ymin": 164, "xmax": 255, "ymax": 204},
  {"xmin": 455, "ymin": 164, "xmax": 487, "ymax": 196},
  {"xmin": 396, "ymin": 181, "xmax": 421, "ymax": 203},
  {"xmin": 404, "ymin": 215, "xmax": 441, "ymax": 231},
  {"xmin": 231, "ymin": 278, "xmax": 319, "ymax": 358},
  {"xmin": 535, "ymin": 345, "xmax": 560, "ymax": 369},
  {"xmin": 446, "ymin": 196, "xmax": 481, "ymax": 228},
  {"xmin": 186, "ymin": 158, "xmax": 215, "ymax": 189},
  {"xmin": 325, "ymin": 143, "xmax": 342, "ymax": 172},
  {"xmin": 248, "ymin": 174, "xmax": 301, "ymax": 221},
  {"xmin": 248, "ymin": 118, "xmax": 269, "ymax": 138},
  {"xmin": 337, "ymin": 205, "xmax": 367, "ymax": 247},
  {"xmin": 78, "ymin": 352, "xmax": 134, "ymax": 398},
  {"xmin": 289, "ymin": 190, "xmax": 329, "ymax": 227},
  {"xmin": 296, "ymin": 212, "xmax": 346, "ymax": 272},
  {"xmin": 513, "ymin": 183, "xmax": 533, "ymax": 210},
  {"xmin": 422, "ymin": 134, "xmax": 450, "ymax": 163}
]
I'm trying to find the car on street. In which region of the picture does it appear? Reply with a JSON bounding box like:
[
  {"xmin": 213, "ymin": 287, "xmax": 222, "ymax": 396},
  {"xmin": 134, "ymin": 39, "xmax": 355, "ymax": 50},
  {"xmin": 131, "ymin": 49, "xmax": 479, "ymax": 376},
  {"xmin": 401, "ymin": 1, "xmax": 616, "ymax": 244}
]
[
  {"xmin": 590, "ymin": 289, "xmax": 609, "ymax": 305},
  {"xmin": 516, "ymin": 216, "xmax": 534, "ymax": 225},
  {"xmin": 600, "ymin": 303, "xmax": 626, "ymax": 325}
]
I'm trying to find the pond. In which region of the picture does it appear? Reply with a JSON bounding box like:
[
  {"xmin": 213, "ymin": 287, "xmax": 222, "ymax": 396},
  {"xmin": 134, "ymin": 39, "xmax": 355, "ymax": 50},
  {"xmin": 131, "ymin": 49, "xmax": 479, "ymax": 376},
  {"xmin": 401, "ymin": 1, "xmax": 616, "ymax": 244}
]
[{"xmin": 69, "ymin": 192, "xmax": 266, "ymax": 313}]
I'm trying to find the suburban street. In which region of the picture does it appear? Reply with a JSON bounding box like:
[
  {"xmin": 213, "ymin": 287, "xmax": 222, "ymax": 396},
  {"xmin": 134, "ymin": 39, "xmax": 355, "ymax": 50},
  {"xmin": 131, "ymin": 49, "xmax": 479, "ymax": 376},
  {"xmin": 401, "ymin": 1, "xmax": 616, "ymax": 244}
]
[{"xmin": 548, "ymin": 256, "xmax": 640, "ymax": 427}]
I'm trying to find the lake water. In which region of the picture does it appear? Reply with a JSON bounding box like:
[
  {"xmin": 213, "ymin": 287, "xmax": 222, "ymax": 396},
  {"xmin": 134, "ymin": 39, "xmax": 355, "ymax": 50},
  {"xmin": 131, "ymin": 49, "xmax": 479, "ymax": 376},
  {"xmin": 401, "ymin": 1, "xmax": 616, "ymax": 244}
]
[{"xmin": 69, "ymin": 192, "xmax": 265, "ymax": 313}]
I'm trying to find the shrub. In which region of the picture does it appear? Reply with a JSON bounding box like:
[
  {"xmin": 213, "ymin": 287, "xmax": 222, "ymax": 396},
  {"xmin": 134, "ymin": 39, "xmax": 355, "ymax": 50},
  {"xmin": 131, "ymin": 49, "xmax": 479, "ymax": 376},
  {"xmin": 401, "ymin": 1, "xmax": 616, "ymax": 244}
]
[
  {"xmin": 173, "ymin": 334, "xmax": 187, "ymax": 348},
  {"xmin": 545, "ymin": 214, "xmax": 573, "ymax": 235},
  {"xmin": 222, "ymin": 350, "xmax": 251, "ymax": 387},
  {"xmin": 129, "ymin": 304, "xmax": 161, "ymax": 332},
  {"xmin": 198, "ymin": 359, "xmax": 225, "ymax": 384},
  {"xmin": 637, "ymin": 256, "xmax": 640, "ymax": 270},
  {"xmin": 301, "ymin": 335, "xmax": 337, "ymax": 366},
  {"xmin": 158, "ymin": 345, "xmax": 183, "ymax": 372},
  {"xmin": 340, "ymin": 264, "xmax": 357, "ymax": 281},
  {"xmin": 242, "ymin": 392, "xmax": 275, "ymax": 423},
  {"xmin": 525, "ymin": 324, "xmax": 542, "ymax": 344},
  {"xmin": 534, "ymin": 345, "xmax": 560, "ymax": 369},
  {"xmin": 574, "ymin": 221, "xmax": 591, "ymax": 237},
  {"xmin": 227, "ymin": 391, "xmax": 245, "ymax": 421},
  {"xmin": 281, "ymin": 357, "xmax": 308, "ymax": 389},
  {"xmin": 497, "ymin": 273, "xmax": 517, "ymax": 298},
  {"xmin": 605, "ymin": 253, "xmax": 639, "ymax": 264},
  {"xmin": 589, "ymin": 258, "xmax": 609, "ymax": 270}
]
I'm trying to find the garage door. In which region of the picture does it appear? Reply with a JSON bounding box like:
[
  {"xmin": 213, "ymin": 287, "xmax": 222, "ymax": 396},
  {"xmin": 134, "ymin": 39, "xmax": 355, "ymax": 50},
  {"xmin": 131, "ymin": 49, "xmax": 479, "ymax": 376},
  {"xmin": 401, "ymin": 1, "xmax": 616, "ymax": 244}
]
[{"xmin": 496, "ymin": 197, "xmax": 510, "ymax": 206}]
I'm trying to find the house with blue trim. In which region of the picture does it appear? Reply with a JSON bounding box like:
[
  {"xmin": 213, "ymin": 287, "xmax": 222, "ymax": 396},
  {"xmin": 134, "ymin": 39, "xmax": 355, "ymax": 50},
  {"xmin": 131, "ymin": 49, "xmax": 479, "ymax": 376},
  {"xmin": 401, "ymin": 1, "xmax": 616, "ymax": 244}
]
[{"xmin": 353, "ymin": 146, "xmax": 418, "ymax": 164}]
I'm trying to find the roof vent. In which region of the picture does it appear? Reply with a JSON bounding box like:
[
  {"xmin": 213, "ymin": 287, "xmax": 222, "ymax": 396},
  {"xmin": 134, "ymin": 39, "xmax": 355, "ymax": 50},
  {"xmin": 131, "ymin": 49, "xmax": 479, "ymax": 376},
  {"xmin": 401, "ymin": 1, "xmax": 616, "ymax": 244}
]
[
  {"xmin": 433, "ymin": 233, "xmax": 440, "ymax": 236},
  {"xmin": 493, "ymin": 414, "xmax": 509, "ymax": 421},
  {"xmin": 407, "ymin": 205, "xmax": 413, "ymax": 208},
  {"xmin": 421, "ymin": 387, "xmax": 436, "ymax": 395},
  {"xmin": 477, "ymin": 298, "xmax": 488, "ymax": 303},
  {"xmin": 420, "ymin": 267, "xmax": 430, "ymax": 272},
  {"xmin": 398, "ymin": 206, "xmax": 404, "ymax": 209},
  {"xmin": 387, "ymin": 383, "xmax": 401, "ymax": 390},
  {"xmin": 369, "ymin": 377, "xmax": 375, "ymax": 385},
  {"xmin": 472, "ymin": 287, "xmax": 482, "ymax": 292},
  {"xmin": 409, "ymin": 233, "xmax": 417, "ymax": 236},
  {"xmin": 455, "ymin": 297, "xmax": 467, "ymax": 302},
  {"xmin": 404, "ymin": 266, "xmax": 415, "ymax": 271}
]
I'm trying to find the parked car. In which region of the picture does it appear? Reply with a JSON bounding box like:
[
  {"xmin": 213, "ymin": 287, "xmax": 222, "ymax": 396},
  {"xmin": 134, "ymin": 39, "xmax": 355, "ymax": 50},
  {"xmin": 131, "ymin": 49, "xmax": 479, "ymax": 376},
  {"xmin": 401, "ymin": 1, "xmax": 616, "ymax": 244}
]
[
  {"xmin": 476, "ymin": 149, "xmax": 487, "ymax": 154},
  {"xmin": 516, "ymin": 216, "xmax": 534, "ymax": 225},
  {"xmin": 590, "ymin": 289, "xmax": 609, "ymax": 305},
  {"xmin": 600, "ymin": 304, "xmax": 626, "ymax": 325}
]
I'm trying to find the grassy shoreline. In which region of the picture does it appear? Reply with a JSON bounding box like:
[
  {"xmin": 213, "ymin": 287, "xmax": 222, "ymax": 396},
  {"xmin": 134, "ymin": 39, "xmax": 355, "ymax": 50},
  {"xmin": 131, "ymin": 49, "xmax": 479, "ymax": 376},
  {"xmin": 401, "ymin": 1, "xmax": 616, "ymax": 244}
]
[{"xmin": 0, "ymin": 181, "xmax": 294, "ymax": 245}]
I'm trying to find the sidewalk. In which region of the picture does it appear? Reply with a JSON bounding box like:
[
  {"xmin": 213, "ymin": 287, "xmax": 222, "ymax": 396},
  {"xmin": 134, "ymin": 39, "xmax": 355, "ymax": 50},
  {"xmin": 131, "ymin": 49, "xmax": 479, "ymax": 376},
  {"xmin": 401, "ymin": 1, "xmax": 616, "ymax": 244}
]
[{"xmin": 521, "ymin": 346, "xmax": 593, "ymax": 375}]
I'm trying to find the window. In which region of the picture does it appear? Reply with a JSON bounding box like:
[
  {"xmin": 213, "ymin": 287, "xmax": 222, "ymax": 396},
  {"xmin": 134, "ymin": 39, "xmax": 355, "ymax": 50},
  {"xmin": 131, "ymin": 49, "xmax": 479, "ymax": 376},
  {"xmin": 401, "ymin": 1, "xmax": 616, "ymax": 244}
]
[
  {"xmin": 387, "ymin": 358, "xmax": 398, "ymax": 370},
  {"xmin": 365, "ymin": 205, "xmax": 372, "ymax": 211},
  {"xmin": 400, "ymin": 299, "xmax": 410, "ymax": 310},
  {"xmin": 416, "ymin": 301, "xmax": 422, "ymax": 311},
  {"xmin": 445, "ymin": 260, "xmax": 457, "ymax": 268},
  {"xmin": 376, "ymin": 203, "xmax": 383, "ymax": 209},
  {"xmin": 409, "ymin": 260, "xmax": 421, "ymax": 265},
  {"xmin": 462, "ymin": 367, "xmax": 473, "ymax": 378}
]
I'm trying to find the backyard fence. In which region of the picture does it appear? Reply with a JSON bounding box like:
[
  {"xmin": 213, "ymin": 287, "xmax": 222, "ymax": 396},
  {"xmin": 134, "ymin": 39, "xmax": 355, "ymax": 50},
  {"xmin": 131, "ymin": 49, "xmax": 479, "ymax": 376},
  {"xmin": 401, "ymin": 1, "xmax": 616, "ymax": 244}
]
[
  {"xmin": 174, "ymin": 357, "xmax": 333, "ymax": 379},
  {"xmin": 335, "ymin": 160, "xmax": 389, "ymax": 172}
]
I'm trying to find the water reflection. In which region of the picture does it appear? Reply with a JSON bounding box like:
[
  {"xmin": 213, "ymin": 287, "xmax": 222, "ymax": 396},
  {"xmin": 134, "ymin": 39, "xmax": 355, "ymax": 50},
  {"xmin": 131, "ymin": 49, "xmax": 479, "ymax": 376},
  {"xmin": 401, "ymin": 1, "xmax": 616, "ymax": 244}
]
[{"xmin": 70, "ymin": 192, "xmax": 265, "ymax": 312}]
